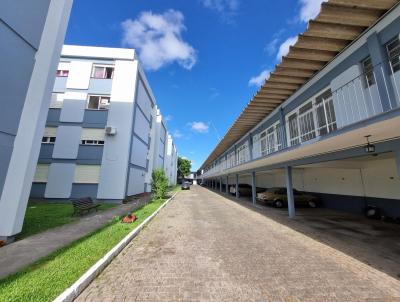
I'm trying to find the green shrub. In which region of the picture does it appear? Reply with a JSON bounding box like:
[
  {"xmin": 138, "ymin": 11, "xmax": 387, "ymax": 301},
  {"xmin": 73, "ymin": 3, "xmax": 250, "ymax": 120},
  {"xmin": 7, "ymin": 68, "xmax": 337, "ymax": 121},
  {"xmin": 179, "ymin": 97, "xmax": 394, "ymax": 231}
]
[{"xmin": 151, "ymin": 169, "xmax": 169, "ymax": 200}]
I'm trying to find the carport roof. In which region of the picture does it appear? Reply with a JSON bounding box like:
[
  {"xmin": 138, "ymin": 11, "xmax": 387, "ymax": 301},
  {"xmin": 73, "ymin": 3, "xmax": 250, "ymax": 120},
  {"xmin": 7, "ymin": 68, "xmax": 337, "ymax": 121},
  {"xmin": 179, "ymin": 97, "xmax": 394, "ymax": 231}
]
[{"xmin": 200, "ymin": 0, "xmax": 400, "ymax": 170}]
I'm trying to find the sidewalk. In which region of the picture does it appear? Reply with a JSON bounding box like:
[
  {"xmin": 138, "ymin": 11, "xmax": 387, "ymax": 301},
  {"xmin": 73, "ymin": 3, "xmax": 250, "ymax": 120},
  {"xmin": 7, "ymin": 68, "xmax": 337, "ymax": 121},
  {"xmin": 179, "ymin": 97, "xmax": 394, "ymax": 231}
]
[{"xmin": 0, "ymin": 195, "xmax": 151, "ymax": 279}]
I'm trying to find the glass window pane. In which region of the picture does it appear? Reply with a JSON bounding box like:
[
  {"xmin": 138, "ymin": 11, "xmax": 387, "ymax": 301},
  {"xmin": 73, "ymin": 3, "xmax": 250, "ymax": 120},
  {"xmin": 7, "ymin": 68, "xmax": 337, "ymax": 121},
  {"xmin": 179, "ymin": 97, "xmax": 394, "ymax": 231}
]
[{"xmin": 88, "ymin": 96, "xmax": 99, "ymax": 109}]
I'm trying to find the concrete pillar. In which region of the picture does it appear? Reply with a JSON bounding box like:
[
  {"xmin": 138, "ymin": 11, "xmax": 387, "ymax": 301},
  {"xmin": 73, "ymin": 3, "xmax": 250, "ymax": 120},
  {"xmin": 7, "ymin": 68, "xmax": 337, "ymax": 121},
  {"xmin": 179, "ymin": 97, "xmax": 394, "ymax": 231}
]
[
  {"xmin": 396, "ymin": 151, "xmax": 400, "ymax": 177},
  {"xmin": 235, "ymin": 174, "xmax": 239, "ymax": 198},
  {"xmin": 226, "ymin": 175, "xmax": 229, "ymax": 194},
  {"xmin": 285, "ymin": 166, "xmax": 295, "ymax": 218},
  {"xmin": 251, "ymin": 171, "xmax": 256, "ymax": 205},
  {"xmin": 367, "ymin": 33, "xmax": 397, "ymax": 111},
  {"xmin": 220, "ymin": 177, "xmax": 222, "ymax": 192}
]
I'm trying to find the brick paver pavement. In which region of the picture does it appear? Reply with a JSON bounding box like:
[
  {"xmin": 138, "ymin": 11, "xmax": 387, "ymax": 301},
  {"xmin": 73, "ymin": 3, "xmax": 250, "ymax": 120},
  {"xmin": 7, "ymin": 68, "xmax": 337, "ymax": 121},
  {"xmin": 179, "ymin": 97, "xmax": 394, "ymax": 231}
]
[{"xmin": 76, "ymin": 187, "xmax": 400, "ymax": 302}]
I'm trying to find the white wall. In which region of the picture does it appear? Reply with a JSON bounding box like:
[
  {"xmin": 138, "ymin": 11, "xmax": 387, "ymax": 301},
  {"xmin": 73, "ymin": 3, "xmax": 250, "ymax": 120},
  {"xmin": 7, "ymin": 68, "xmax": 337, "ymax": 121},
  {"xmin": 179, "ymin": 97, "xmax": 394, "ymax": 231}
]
[
  {"xmin": 250, "ymin": 157, "xmax": 400, "ymax": 200},
  {"xmin": 97, "ymin": 60, "xmax": 139, "ymax": 200},
  {"xmin": 0, "ymin": 0, "xmax": 73, "ymax": 237}
]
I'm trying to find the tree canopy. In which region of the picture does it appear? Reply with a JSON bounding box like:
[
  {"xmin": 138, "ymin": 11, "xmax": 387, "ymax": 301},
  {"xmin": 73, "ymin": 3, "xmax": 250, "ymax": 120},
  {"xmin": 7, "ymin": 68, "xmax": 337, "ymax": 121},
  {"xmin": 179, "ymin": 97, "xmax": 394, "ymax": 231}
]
[{"xmin": 177, "ymin": 157, "xmax": 191, "ymax": 178}]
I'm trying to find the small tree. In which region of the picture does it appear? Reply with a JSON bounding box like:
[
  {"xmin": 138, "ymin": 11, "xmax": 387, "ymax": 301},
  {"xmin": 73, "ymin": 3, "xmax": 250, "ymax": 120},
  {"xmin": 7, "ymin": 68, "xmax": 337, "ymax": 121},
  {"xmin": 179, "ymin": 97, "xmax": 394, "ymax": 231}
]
[
  {"xmin": 151, "ymin": 169, "xmax": 169, "ymax": 200},
  {"xmin": 177, "ymin": 157, "xmax": 191, "ymax": 179}
]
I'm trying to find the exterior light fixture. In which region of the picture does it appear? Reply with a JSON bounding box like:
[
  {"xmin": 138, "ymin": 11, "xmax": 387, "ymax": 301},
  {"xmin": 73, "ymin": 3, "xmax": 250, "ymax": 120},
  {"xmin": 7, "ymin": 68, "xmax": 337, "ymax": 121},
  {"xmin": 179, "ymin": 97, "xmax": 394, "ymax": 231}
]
[{"xmin": 364, "ymin": 135, "xmax": 375, "ymax": 153}]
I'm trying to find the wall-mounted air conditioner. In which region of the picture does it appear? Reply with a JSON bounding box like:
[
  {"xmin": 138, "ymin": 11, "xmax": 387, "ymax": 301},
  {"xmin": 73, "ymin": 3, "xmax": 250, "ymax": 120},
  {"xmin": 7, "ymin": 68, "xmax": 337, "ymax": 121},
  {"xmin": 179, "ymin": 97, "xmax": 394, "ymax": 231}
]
[{"xmin": 105, "ymin": 126, "xmax": 117, "ymax": 136}]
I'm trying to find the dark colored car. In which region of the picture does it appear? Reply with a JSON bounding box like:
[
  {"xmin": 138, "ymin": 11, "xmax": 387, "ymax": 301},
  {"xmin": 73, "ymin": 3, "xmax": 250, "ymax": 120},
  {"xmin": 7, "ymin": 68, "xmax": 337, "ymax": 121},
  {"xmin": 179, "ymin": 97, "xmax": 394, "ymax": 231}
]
[
  {"xmin": 181, "ymin": 182, "xmax": 191, "ymax": 190},
  {"xmin": 256, "ymin": 187, "xmax": 320, "ymax": 208},
  {"xmin": 229, "ymin": 184, "xmax": 265, "ymax": 197}
]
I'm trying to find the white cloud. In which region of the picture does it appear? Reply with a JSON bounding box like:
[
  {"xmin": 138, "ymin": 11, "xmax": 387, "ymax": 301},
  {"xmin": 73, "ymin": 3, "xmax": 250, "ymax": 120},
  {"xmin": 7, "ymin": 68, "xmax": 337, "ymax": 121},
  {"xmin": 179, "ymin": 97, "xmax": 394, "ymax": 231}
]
[
  {"xmin": 249, "ymin": 69, "xmax": 271, "ymax": 87},
  {"xmin": 276, "ymin": 36, "xmax": 298, "ymax": 60},
  {"xmin": 265, "ymin": 38, "xmax": 279, "ymax": 56},
  {"xmin": 299, "ymin": 0, "xmax": 327, "ymax": 23},
  {"xmin": 172, "ymin": 129, "xmax": 183, "ymax": 139},
  {"xmin": 121, "ymin": 10, "xmax": 197, "ymax": 71},
  {"xmin": 189, "ymin": 121, "xmax": 209, "ymax": 133},
  {"xmin": 164, "ymin": 114, "xmax": 173, "ymax": 122},
  {"xmin": 201, "ymin": 0, "xmax": 239, "ymax": 22}
]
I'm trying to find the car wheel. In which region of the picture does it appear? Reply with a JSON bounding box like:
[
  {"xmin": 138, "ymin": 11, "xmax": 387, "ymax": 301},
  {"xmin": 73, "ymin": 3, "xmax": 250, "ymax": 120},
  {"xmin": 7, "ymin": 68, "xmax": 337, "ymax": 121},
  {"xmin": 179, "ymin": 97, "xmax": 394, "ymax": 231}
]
[
  {"xmin": 274, "ymin": 200, "xmax": 283, "ymax": 208},
  {"xmin": 308, "ymin": 201, "xmax": 317, "ymax": 208}
]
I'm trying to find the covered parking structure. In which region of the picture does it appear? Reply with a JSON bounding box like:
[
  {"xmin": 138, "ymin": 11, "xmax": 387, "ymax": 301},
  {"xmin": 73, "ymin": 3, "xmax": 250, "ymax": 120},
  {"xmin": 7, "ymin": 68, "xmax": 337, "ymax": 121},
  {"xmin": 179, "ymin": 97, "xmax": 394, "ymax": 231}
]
[
  {"xmin": 200, "ymin": 0, "xmax": 400, "ymax": 220},
  {"xmin": 204, "ymin": 133, "xmax": 400, "ymax": 220}
]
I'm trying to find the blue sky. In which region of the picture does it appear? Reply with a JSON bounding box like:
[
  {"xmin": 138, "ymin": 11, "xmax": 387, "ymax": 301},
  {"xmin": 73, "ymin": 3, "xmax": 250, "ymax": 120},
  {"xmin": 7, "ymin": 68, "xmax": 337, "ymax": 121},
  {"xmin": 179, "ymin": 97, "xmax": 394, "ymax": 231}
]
[{"xmin": 65, "ymin": 0, "xmax": 325, "ymax": 170}]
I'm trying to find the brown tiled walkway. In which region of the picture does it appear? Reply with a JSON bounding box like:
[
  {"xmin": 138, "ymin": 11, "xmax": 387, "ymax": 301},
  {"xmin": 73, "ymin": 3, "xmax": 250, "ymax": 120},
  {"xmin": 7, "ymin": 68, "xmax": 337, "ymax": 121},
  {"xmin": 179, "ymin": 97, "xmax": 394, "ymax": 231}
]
[{"xmin": 76, "ymin": 186, "xmax": 400, "ymax": 301}]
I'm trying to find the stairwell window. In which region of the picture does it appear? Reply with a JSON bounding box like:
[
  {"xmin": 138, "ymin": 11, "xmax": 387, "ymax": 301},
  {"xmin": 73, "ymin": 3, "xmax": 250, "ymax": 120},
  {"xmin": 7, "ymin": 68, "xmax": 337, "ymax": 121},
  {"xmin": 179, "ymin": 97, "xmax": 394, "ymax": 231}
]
[
  {"xmin": 91, "ymin": 65, "xmax": 114, "ymax": 79},
  {"xmin": 362, "ymin": 57, "xmax": 375, "ymax": 87},
  {"xmin": 387, "ymin": 37, "xmax": 400, "ymax": 74},
  {"xmin": 87, "ymin": 95, "xmax": 110, "ymax": 110}
]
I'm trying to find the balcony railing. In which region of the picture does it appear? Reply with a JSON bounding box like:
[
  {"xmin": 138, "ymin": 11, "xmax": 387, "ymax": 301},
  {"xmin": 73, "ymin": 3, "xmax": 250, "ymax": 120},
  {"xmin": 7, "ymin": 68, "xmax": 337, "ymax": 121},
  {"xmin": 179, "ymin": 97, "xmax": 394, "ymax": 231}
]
[{"xmin": 202, "ymin": 61, "xmax": 400, "ymax": 178}]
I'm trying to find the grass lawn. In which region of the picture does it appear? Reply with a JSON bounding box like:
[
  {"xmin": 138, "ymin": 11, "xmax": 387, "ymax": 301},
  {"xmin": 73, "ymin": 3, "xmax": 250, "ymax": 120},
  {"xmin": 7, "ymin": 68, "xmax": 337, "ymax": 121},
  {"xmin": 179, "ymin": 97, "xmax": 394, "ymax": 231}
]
[
  {"xmin": 0, "ymin": 198, "xmax": 168, "ymax": 302},
  {"xmin": 169, "ymin": 184, "xmax": 182, "ymax": 192},
  {"xmin": 17, "ymin": 202, "xmax": 116, "ymax": 240}
]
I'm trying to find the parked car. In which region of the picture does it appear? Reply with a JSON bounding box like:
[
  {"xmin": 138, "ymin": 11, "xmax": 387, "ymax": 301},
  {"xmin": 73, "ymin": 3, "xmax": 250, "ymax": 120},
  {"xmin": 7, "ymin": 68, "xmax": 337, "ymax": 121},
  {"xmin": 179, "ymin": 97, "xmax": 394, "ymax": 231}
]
[
  {"xmin": 229, "ymin": 184, "xmax": 265, "ymax": 197},
  {"xmin": 256, "ymin": 187, "xmax": 320, "ymax": 208},
  {"xmin": 181, "ymin": 182, "xmax": 191, "ymax": 190}
]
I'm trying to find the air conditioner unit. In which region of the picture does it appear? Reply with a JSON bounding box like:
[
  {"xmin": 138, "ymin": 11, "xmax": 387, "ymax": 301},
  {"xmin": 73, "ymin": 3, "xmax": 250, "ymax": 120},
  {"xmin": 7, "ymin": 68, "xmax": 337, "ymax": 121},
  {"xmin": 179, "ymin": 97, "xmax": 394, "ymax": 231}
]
[{"xmin": 105, "ymin": 126, "xmax": 117, "ymax": 136}]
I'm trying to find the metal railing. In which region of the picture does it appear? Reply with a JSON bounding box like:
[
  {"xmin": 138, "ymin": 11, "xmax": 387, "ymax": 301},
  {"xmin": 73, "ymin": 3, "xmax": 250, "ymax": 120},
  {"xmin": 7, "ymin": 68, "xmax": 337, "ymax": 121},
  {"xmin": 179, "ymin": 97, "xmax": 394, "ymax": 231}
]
[{"xmin": 202, "ymin": 61, "xmax": 400, "ymax": 178}]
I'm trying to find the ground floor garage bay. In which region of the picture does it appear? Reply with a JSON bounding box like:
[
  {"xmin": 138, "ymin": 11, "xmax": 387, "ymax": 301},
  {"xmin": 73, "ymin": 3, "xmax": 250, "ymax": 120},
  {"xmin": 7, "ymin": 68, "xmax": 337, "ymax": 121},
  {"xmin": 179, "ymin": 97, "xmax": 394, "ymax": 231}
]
[{"xmin": 203, "ymin": 148, "xmax": 400, "ymax": 221}]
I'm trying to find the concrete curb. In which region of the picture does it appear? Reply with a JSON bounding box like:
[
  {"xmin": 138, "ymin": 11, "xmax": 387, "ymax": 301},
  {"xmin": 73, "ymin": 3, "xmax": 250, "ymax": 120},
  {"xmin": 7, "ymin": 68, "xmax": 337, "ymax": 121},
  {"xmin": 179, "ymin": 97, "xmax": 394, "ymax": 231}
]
[{"xmin": 53, "ymin": 191, "xmax": 179, "ymax": 302}]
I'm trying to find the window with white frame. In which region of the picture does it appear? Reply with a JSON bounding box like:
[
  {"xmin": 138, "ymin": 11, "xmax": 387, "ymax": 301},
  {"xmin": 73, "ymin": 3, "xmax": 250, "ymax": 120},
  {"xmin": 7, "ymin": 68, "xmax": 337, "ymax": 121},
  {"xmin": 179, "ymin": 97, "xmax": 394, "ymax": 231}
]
[
  {"xmin": 298, "ymin": 102, "xmax": 316, "ymax": 142},
  {"xmin": 91, "ymin": 65, "xmax": 114, "ymax": 79},
  {"xmin": 387, "ymin": 37, "xmax": 400, "ymax": 73},
  {"xmin": 56, "ymin": 62, "xmax": 70, "ymax": 77},
  {"xmin": 227, "ymin": 151, "xmax": 235, "ymax": 168},
  {"xmin": 275, "ymin": 122, "xmax": 284, "ymax": 150},
  {"xmin": 287, "ymin": 113, "xmax": 300, "ymax": 146},
  {"xmin": 42, "ymin": 137, "xmax": 56, "ymax": 144},
  {"xmin": 315, "ymin": 89, "xmax": 337, "ymax": 136},
  {"xmin": 87, "ymin": 95, "xmax": 110, "ymax": 110},
  {"xmin": 56, "ymin": 69, "xmax": 69, "ymax": 77},
  {"xmin": 81, "ymin": 128, "xmax": 106, "ymax": 145},
  {"xmin": 260, "ymin": 131, "xmax": 267, "ymax": 155},
  {"xmin": 361, "ymin": 56, "xmax": 376, "ymax": 87},
  {"xmin": 81, "ymin": 140, "xmax": 105, "ymax": 145},
  {"xmin": 42, "ymin": 127, "xmax": 57, "ymax": 144},
  {"xmin": 50, "ymin": 92, "xmax": 64, "ymax": 108},
  {"xmin": 236, "ymin": 144, "xmax": 248, "ymax": 165},
  {"xmin": 260, "ymin": 122, "xmax": 283, "ymax": 156}
]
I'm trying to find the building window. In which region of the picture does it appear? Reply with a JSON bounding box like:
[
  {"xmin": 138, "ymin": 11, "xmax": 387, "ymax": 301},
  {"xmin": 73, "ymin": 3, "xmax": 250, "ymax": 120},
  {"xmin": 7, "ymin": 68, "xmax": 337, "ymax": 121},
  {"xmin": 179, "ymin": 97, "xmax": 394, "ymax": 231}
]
[
  {"xmin": 362, "ymin": 57, "xmax": 375, "ymax": 87},
  {"xmin": 42, "ymin": 136, "xmax": 56, "ymax": 144},
  {"xmin": 81, "ymin": 140, "xmax": 105, "ymax": 145},
  {"xmin": 91, "ymin": 65, "xmax": 114, "ymax": 79},
  {"xmin": 56, "ymin": 69, "xmax": 69, "ymax": 77},
  {"xmin": 236, "ymin": 144, "xmax": 248, "ymax": 165},
  {"xmin": 387, "ymin": 37, "xmax": 400, "ymax": 74},
  {"xmin": 298, "ymin": 102, "xmax": 316, "ymax": 142},
  {"xmin": 87, "ymin": 95, "xmax": 110, "ymax": 110},
  {"xmin": 288, "ymin": 113, "xmax": 300, "ymax": 146},
  {"xmin": 50, "ymin": 92, "xmax": 64, "ymax": 108},
  {"xmin": 315, "ymin": 90, "xmax": 337, "ymax": 136}
]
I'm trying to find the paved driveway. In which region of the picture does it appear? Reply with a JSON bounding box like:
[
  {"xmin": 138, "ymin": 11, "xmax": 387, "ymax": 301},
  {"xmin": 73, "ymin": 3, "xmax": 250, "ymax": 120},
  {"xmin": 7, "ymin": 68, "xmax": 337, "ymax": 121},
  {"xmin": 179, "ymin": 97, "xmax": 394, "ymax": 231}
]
[{"xmin": 76, "ymin": 186, "xmax": 400, "ymax": 301}]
